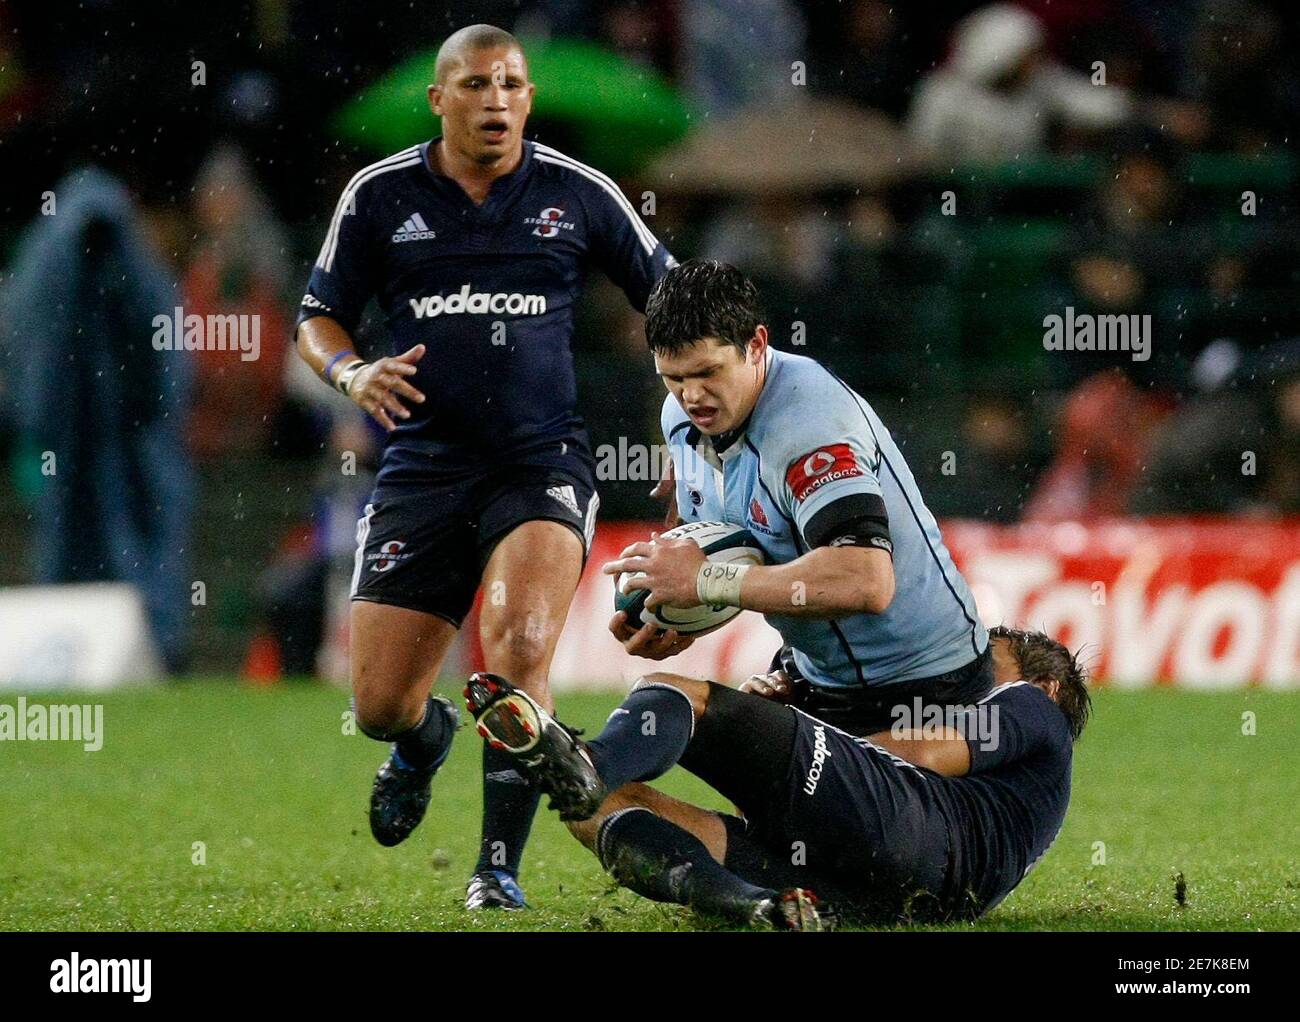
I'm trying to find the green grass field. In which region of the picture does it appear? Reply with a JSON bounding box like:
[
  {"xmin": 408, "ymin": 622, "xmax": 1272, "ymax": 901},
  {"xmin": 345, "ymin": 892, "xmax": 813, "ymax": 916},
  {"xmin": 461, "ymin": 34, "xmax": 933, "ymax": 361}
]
[{"xmin": 1, "ymin": 683, "xmax": 1297, "ymax": 931}]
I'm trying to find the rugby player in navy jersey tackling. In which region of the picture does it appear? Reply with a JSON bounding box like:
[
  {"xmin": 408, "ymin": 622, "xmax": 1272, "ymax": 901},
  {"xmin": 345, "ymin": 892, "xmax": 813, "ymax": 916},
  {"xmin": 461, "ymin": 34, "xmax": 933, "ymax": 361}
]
[
  {"xmin": 464, "ymin": 626, "xmax": 1090, "ymax": 929},
  {"xmin": 295, "ymin": 24, "xmax": 674, "ymax": 910}
]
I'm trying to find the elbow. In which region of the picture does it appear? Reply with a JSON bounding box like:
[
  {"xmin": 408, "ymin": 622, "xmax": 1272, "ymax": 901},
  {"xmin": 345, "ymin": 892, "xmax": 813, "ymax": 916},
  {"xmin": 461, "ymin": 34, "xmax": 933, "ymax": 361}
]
[
  {"xmin": 830, "ymin": 573, "xmax": 892, "ymax": 616},
  {"xmin": 815, "ymin": 549, "xmax": 894, "ymax": 616},
  {"xmin": 905, "ymin": 743, "xmax": 938, "ymax": 774},
  {"xmin": 859, "ymin": 566, "xmax": 894, "ymax": 615}
]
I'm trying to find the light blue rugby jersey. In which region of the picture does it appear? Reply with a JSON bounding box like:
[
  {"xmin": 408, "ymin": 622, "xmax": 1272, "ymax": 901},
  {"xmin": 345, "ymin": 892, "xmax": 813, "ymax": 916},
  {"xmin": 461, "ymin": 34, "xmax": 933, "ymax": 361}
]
[{"xmin": 662, "ymin": 347, "xmax": 987, "ymax": 689}]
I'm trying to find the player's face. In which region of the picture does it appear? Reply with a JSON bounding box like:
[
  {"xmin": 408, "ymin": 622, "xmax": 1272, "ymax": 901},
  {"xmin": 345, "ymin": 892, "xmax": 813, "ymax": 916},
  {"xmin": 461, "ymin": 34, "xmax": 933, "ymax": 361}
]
[
  {"xmin": 429, "ymin": 46, "xmax": 534, "ymax": 165},
  {"xmin": 656, "ymin": 330, "xmax": 769, "ymax": 435}
]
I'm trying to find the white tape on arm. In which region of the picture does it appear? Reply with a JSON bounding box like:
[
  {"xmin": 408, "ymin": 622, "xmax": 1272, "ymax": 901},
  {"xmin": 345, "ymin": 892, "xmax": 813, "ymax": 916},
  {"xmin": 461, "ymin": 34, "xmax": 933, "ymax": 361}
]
[{"xmin": 695, "ymin": 562, "xmax": 750, "ymax": 608}]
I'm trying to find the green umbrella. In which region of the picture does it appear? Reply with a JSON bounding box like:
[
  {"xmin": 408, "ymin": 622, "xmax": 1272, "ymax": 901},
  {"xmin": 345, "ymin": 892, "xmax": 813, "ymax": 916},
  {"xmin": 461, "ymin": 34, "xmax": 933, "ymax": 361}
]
[{"xmin": 333, "ymin": 37, "xmax": 692, "ymax": 176}]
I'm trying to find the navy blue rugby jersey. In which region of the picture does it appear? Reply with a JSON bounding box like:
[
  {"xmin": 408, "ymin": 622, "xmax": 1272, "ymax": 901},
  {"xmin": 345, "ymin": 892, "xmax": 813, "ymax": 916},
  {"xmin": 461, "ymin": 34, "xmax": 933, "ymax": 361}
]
[
  {"xmin": 297, "ymin": 139, "xmax": 675, "ymax": 482},
  {"xmin": 940, "ymin": 681, "xmax": 1073, "ymax": 916}
]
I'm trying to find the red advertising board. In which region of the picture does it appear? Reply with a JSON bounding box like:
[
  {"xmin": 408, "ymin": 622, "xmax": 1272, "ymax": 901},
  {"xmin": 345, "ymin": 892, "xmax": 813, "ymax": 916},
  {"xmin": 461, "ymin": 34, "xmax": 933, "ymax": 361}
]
[
  {"xmin": 946, "ymin": 518, "xmax": 1300, "ymax": 689},
  {"xmin": 545, "ymin": 519, "xmax": 1300, "ymax": 691}
]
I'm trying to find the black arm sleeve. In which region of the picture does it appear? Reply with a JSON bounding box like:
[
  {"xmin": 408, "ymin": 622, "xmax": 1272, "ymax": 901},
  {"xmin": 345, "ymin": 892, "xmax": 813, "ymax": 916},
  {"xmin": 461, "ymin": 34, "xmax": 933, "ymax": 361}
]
[{"xmin": 802, "ymin": 492, "xmax": 892, "ymax": 554}]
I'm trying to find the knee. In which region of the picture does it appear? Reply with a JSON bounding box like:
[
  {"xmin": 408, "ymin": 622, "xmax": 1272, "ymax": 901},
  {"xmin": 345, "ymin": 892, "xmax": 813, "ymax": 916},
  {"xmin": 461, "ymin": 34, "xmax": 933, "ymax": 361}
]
[
  {"xmin": 631, "ymin": 673, "xmax": 710, "ymax": 720},
  {"xmin": 482, "ymin": 615, "xmax": 553, "ymax": 671},
  {"xmin": 351, "ymin": 688, "xmax": 420, "ymax": 740},
  {"xmin": 354, "ymin": 707, "xmax": 409, "ymax": 741}
]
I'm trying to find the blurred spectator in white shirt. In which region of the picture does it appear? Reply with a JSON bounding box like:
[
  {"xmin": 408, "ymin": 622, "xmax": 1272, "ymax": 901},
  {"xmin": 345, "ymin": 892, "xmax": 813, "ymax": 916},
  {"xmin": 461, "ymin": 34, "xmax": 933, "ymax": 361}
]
[{"xmin": 908, "ymin": 3, "xmax": 1157, "ymax": 164}]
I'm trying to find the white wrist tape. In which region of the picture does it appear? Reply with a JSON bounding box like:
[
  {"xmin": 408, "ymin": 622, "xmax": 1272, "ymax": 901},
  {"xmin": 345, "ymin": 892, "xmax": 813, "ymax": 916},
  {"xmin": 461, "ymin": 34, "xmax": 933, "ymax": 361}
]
[
  {"xmin": 696, "ymin": 561, "xmax": 750, "ymax": 608},
  {"xmin": 335, "ymin": 360, "xmax": 368, "ymax": 396}
]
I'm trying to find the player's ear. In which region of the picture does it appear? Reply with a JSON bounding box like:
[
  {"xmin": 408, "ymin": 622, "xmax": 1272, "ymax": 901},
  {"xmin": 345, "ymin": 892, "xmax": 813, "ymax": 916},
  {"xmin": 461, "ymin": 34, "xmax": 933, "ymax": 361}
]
[
  {"xmin": 1034, "ymin": 676, "xmax": 1061, "ymax": 701},
  {"xmin": 427, "ymin": 83, "xmax": 443, "ymax": 117},
  {"xmin": 749, "ymin": 324, "xmax": 768, "ymax": 363}
]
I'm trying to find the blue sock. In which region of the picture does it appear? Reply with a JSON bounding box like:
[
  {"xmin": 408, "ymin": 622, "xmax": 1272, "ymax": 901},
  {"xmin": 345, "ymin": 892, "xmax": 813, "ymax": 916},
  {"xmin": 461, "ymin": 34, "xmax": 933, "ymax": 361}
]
[
  {"xmin": 586, "ymin": 684, "xmax": 695, "ymax": 792},
  {"xmin": 475, "ymin": 743, "xmax": 541, "ymax": 877}
]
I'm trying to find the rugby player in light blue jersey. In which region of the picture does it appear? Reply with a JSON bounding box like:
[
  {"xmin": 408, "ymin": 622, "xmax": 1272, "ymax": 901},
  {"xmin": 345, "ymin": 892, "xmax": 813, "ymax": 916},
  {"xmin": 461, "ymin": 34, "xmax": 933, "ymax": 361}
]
[{"xmin": 606, "ymin": 259, "xmax": 992, "ymax": 734}]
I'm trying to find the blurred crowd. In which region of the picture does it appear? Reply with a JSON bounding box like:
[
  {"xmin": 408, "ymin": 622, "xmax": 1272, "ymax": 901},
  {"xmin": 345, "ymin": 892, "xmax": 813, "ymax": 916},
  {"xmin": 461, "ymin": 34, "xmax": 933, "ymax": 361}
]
[{"xmin": 1, "ymin": 0, "xmax": 1299, "ymax": 668}]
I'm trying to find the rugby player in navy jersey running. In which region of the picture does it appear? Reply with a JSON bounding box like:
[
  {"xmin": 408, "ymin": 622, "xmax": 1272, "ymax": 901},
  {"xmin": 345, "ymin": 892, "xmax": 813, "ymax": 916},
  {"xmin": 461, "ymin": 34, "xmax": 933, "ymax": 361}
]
[{"xmin": 295, "ymin": 24, "xmax": 674, "ymax": 910}]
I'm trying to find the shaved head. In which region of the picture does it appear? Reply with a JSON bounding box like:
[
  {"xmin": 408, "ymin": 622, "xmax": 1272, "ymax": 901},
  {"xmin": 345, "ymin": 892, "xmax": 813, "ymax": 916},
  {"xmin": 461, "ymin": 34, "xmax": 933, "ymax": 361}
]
[
  {"xmin": 427, "ymin": 23, "xmax": 534, "ymax": 176},
  {"xmin": 435, "ymin": 24, "xmax": 526, "ymax": 85}
]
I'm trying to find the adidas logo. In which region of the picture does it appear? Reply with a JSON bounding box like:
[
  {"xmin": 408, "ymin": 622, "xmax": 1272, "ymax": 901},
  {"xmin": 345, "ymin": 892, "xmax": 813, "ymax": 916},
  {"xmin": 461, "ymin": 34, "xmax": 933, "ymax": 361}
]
[
  {"xmin": 392, "ymin": 213, "xmax": 436, "ymax": 243},
  {"xmin": 546, "ymin": 484, "xmax": 580, "ymax": 516}
]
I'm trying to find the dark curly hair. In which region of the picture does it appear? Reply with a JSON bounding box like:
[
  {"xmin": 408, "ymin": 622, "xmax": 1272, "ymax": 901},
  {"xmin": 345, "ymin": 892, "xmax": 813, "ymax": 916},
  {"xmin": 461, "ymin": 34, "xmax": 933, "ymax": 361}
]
[
  {"xmin": 989, "ymin": 625, "xmax": 1092, "ymax": 741},
  {"xmin": 644, "ymin": 259, "xmax": 765, "ymax": 357}
]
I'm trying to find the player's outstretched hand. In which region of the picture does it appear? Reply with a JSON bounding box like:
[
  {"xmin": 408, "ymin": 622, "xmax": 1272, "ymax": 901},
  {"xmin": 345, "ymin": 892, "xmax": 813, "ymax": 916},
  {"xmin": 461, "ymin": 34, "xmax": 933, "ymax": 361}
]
[
  {"xmin": 739, "ymin": 668, "xmax": 793, "ymax": 702},
  {"xmin": 608, "ymin": 610, "xmax": 695, "ymax": 660},
  {"xmin": 350, "ymin": 344, "xmax": 427, "ymax": 431}
]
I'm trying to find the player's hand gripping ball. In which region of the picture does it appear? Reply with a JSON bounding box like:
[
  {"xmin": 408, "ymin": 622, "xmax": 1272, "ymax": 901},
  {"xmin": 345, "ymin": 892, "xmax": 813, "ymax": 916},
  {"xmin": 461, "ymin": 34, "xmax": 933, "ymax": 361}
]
[{"xmin": 613, "ymin": 521, "xmax": 765, "ymax": 634}]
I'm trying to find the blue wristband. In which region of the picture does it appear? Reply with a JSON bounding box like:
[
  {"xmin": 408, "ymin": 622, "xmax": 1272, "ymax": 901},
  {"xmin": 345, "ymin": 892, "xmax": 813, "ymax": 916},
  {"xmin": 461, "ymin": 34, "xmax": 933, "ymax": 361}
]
[{"xmin": 321, "ymin": 350, "xmax": 357, "ymax": 385}]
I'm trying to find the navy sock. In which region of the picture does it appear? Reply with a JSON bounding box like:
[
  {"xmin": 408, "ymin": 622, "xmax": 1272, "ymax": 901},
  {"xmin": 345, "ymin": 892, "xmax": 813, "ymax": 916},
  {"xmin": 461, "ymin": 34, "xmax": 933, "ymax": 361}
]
[
  {"xmin": 475, "ymin": 743, "xmax": 541, "ymax": 876},
  {"xmin": 596, "ymin": 807, "xmax": 774, "ymax": 918},
  {"xmin": 391, "ymin": 696, "xmax": 454, "ymax": 772},
  {"xmin": 586, "ymin": 684, "xmax": 695, "ymax": 792}
]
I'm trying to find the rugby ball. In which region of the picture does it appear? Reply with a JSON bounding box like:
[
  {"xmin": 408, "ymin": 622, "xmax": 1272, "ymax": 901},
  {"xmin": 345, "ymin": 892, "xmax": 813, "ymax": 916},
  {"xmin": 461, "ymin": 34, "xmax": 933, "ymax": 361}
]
[{"xmin": 614, "ymin": 521, "xmax": 765, "ymax": 635}]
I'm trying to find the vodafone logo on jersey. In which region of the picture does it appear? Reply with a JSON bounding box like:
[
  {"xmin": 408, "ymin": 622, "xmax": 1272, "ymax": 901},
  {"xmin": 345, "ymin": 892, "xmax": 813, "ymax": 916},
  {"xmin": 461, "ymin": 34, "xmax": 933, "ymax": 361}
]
[
  {"xmin": 804, "ymin": 451, "xmax": 837, "ymax": 475},
  {"xmin": 525, "ymin": 206, "xmax": 575, "ymax": 238},
  {"xmin": 786, "ymin": 443, "xmax": 863, "ymax": 503}
]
